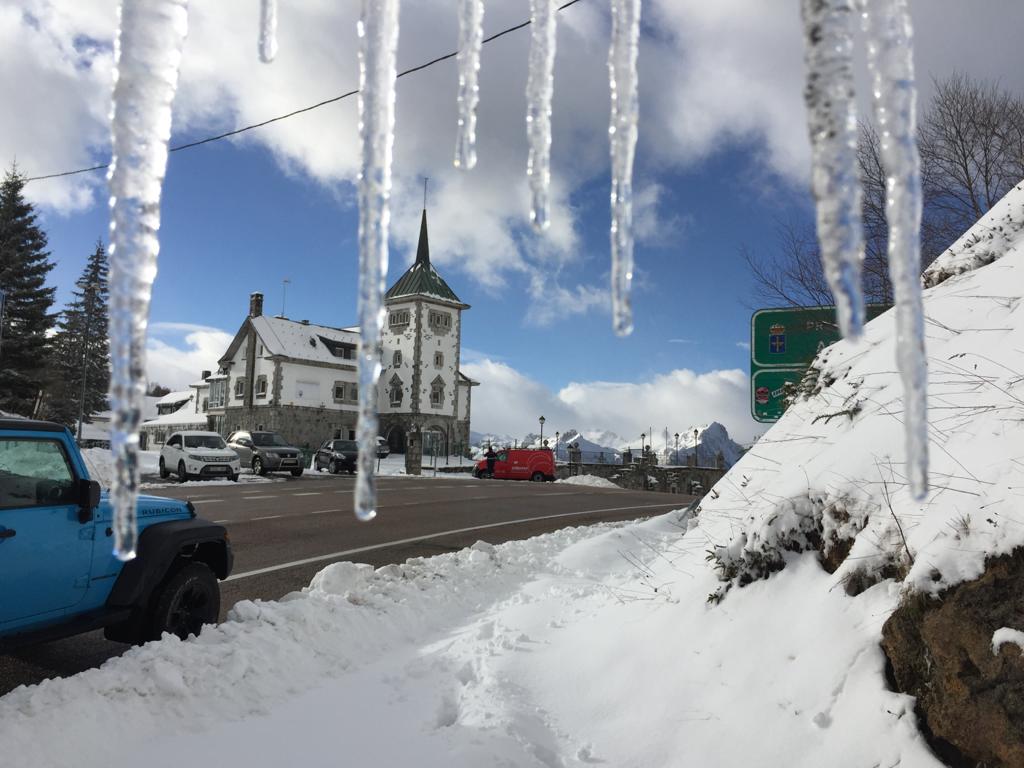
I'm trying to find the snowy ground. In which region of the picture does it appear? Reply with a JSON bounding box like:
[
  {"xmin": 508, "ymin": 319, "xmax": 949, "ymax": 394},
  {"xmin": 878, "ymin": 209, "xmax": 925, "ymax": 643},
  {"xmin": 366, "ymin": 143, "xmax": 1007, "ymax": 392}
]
[
  {"xmin": 555, "ymin": 474, "xmax": 620, "ymax": 488},
  {"xmin": 7, "ymin": 190, "xmax": 1023, "ymax": 766}
]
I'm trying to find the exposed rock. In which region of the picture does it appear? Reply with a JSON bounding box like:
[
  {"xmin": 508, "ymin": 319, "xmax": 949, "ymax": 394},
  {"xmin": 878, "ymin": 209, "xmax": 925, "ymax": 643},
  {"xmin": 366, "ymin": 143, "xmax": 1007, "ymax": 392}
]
[{"xmin": 881, "ymin": 548, "xmax": 1024, "ymax": 767}]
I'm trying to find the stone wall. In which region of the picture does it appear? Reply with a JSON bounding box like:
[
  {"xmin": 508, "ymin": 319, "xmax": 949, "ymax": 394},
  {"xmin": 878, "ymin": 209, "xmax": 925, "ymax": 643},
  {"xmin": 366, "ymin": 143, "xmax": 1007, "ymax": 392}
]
[
  {"xmin": 219, "ymin": 405, "xmax": 356, "ymax": 450},
  {"xmin": 556, "ymin": 460, "xmax": 727, "ymax": 495}
]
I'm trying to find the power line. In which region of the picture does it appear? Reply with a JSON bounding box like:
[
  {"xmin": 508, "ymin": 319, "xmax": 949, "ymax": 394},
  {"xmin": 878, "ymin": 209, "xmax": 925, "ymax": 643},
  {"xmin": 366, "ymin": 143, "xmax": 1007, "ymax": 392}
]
[{"xmin": 25, "ymin": 0, "xmax": 585, "ymax": 183}]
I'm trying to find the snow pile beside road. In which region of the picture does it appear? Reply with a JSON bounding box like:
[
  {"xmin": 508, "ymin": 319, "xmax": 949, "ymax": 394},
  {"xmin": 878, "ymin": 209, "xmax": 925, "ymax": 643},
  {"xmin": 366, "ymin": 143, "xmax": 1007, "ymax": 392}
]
[
  {"xmin": 556, "ymin": 474, "xmax": 620, "ymax": 488},
  {"xmin": 81, "ymin": 448, "xmax": 160, "ymax": 488}
]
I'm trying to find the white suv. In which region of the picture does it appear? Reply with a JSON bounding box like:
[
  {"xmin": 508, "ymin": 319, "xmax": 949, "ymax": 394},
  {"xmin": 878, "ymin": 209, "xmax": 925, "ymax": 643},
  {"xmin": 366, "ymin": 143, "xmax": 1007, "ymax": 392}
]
[{"xmin": 160, "ymin": 431, "xmax": 241, "ymax": 482}]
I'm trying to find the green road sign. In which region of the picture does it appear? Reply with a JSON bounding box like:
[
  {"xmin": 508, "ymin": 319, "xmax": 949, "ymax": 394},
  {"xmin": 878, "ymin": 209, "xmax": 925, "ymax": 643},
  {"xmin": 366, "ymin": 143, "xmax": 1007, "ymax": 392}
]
[
  {"xmin": 750, "ymin": 305, "xmax": 889, "ymax": 423},
  {"xmin": 751, "ymin": 368, "xmax": 806, "ymax": 422}
]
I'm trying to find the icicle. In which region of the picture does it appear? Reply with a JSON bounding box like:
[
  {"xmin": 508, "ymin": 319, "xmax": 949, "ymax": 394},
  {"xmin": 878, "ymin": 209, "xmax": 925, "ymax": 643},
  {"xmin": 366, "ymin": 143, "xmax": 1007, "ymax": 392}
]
[
  {"xmin": 800, "ymin": 0, "xmax": 866, "ymax": 340},
  {"xmin": 107, "ymin": 0, "xmax": 189, "ymax": 560},
  {"xmin": 607, "ymin": 0, "xmax": 641, "ymax": 337},
  {"xmin": 525, "ymin": 0, "xmax": 557, "ymax": 231},
  {"xmin": 454, "ymin": 0, "xmax": 484, "ymax": 170},
  {"xmin": 354, "ymin": 0, "xmax": 400, "ymax": 522},
  {"xmin": 862, "ymin": 0, "xmax": 928, "ymax": 499},
  {"xmin": 259, "ymin": 0, "xmax": 277, "ymax": 63}
]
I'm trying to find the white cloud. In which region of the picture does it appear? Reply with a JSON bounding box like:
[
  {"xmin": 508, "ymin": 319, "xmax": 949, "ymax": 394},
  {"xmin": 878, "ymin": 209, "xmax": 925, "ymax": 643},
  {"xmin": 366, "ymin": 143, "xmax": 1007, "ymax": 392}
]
[
  {"xmin": 146, "ymin": 325, "xmax": 232, "ymax": 391},
  {"xmin": 7, "ymin": 0, "xmax": 1023, "ymax": 314},
  {"xmin": 462, "ymin": 357, "xmax": 759, "ymax": 444},
  {"xmin": 735, "ymin": 341, "xmax": 750, "ymax": 350}
]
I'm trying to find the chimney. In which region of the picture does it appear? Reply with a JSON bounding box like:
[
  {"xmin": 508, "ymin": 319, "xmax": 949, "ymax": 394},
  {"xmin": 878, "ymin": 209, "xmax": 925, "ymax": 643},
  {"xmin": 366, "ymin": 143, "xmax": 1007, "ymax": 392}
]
[
  {"xmin": 249, "ymin": 292, "xmax": 264, "ymax": 317},
  {"xmin": 201, "ymin": 370, "xmax": 211, "ymax": 381}
]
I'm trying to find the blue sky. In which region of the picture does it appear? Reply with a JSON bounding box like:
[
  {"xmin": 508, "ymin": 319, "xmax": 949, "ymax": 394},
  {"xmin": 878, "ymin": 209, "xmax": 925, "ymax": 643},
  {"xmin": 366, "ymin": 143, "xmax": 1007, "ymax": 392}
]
[{"xmin": 7, "ymin": 0, "xmax": 1023, "ymax": 443}]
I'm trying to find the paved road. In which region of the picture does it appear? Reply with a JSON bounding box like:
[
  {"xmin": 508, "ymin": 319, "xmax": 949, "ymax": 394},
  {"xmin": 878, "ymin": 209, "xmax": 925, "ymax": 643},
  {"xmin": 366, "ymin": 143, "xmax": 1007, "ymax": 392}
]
[{"xmin": 1, "ymin": 472, "xmax": 691, "ymax": 695}]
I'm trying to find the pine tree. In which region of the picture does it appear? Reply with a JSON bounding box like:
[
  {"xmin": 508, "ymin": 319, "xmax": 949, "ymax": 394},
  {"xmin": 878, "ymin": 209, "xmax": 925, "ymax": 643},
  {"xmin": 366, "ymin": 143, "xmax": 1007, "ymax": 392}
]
[
  {"xmin": 0, "ymin": 166, "xmax": 56, "ymax": 416},
  {"xmin": 45, "ymin": 241, "xmax": 111, "ymax": 429}
]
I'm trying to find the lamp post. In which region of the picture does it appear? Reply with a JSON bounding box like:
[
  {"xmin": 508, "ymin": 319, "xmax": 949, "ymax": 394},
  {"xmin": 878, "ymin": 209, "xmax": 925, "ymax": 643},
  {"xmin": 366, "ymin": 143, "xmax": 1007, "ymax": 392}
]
[
  {"xmin": 539, "ymin": 415, "xmax": 545, "ymax": 446},
  {"xmin": 674, "ymin": 433, "xmax": 679, "ymax": 465},
  {"xmin": 640, "ymin": 432, "xmax": 646, "ymax": 456},
  {"xmin": 694, "ymin": 428, "xmax": 699, "ymax": 465},
  {"xmin": 555, "ymin": 431, "xmax": 560, "ymax": 459}
]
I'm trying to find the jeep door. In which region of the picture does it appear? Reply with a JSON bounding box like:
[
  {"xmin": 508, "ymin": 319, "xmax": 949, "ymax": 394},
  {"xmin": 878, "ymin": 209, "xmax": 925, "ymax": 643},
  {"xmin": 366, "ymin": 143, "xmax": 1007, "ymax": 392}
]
[
  {"xmin": 0, "ymin": 435, "xmax": 94, "ymax": 626},
  {"xmin": 229, "ymin": 432, "xmax": 254, "ymax": 467}
]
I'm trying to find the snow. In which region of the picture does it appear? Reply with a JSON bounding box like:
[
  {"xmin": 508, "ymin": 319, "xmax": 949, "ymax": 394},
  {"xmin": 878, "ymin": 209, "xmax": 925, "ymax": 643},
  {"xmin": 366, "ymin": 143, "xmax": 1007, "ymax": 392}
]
[
  {"xmin": 250, "ymin": 315, "xmax": 359, "ymax": 366},
  {"xmin": 453, "ymin": 0, "xmax": 484, "ymax": 170},
  {"xmin": 992, "ymin": 627, "xmax": 1024, "ymax": 656},
  {"xmin": 608, "ymin": 0, "xmax": 641, "ymax": 336},
  {"xmin": 555, "ymin": 474, "xmax": 619, "ymax": 488},
  {"xmin": 154, "ymin": 389, "xmax": 192, "ymax": 407},
  {"xmin": 106, "ymin": 0, "xmax": 190, "ymax": 560},
  {"xmin": 81, "ymin": 447, "xmax": 160, "ymax": 487},
  {"xmin": 354, "ymin": 0, "xmax": 400, "ymax": 522},
  {"xmin": 800, "ymin": 0, "xmax": 865, "ymax": 340},
  {"xmin": 863, "ymin": 0, "xmax": 928, "ymax": 500},
  {"xmin": 525, "ymin": 0, "xmax": 557, "ymax": 232}
]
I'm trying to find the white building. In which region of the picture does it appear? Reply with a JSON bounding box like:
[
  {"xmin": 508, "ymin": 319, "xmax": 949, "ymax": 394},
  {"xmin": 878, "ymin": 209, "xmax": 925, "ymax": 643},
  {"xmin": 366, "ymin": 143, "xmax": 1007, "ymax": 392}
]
[{"xmin": 199, "ymin": 209, "xmax": 477, "ymax": 454}]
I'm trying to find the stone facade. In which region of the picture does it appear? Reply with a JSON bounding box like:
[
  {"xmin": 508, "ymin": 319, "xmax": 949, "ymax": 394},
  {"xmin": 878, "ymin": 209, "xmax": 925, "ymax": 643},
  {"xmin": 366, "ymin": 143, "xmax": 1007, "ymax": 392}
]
[{"xmin": 557, "ymin": 459, "xmax": 727, "ymax": 495}]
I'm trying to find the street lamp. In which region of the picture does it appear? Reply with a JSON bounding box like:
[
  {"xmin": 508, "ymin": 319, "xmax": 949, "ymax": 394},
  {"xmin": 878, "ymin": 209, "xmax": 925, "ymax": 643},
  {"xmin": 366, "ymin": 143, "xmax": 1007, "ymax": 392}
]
[
  {"xmin": 694, "ymin": 428, "xmax": 699, "ymax": 465},
  {"xmin": 555, "ymin": 431, "xmax": 560, "ymax": 458},
  {"xmin": 640, "ymin": 432, "xmax": 646, "ymax": 456},
  {"xmin": 539, "ymin": 415, "xmax": 545, "ymax": 446},
  {"xmin": 674, "ymin": 433, "xmax": 679, "ymax": 465}
]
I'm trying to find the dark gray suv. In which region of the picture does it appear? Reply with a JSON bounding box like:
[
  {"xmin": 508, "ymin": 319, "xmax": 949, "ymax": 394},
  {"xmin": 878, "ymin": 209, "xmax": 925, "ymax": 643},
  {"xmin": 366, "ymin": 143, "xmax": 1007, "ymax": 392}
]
[
  {"xmin": 314, "ymin": 439, "xmax": 359, "ymax": 474},
  {"xmin": 227, "ymin": 430, "xmax": 304, "ymax": 477}
]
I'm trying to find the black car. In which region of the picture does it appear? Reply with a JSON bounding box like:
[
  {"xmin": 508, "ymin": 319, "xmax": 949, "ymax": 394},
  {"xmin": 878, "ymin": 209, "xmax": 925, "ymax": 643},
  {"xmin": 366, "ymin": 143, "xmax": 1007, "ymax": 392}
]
[{"xmin": 314, "ymin": 439, "xmax": 360, "ymax": 474}]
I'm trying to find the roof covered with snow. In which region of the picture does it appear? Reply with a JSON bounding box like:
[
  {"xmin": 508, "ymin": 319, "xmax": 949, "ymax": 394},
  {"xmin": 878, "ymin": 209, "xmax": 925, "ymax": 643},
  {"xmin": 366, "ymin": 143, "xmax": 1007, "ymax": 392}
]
[
  {"xmin": 156, "ymin": 390, "xmax": 193, "ymax": 407},
  {"xmin": 248, "ymin": 315, "xmax": 359, "ymax": 367}
]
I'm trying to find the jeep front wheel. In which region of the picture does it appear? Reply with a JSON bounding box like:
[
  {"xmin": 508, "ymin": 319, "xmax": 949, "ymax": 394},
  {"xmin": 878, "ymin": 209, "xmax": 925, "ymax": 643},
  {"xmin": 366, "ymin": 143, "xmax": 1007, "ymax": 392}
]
[
  {"xmin": 159, "ymin": 458, "xmax": 169, "ymax": 479},
  {"xmin": 148, "ymin": 562, "xmax": 220, "ymax": 641},
  {"xmin": 252, "ymin": 456, "xmax": 265, "ymax": 475}
]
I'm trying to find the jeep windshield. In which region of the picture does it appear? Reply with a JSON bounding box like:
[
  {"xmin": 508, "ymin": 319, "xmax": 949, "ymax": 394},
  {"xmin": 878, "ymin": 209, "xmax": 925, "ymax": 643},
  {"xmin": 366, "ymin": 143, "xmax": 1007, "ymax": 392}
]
[
  {"xmin": 332, "ymin": 440, "xmax": 358, "ymax": 452},
  {"xmin": 183, "ymin": 435, "xmax": 227, "ymax": 449},
  {"xmin": 252, "ymin": 433, "xmax": 290, "ymax": 447}
]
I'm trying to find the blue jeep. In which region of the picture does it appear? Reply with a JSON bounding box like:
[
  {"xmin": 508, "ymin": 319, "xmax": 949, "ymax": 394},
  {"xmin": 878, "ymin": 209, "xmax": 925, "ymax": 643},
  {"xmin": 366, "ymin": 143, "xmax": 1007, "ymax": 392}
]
[{"xmin": 0, "ymin": 418, "xmax": 233, "ymax": 651}]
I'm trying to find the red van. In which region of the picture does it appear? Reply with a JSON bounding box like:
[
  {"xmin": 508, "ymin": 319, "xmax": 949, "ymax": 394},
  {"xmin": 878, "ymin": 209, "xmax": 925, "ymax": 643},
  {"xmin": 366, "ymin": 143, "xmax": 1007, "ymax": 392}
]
[{"xmin": 474, "ymin": 448, "xmax": 555, "ymax": 481}]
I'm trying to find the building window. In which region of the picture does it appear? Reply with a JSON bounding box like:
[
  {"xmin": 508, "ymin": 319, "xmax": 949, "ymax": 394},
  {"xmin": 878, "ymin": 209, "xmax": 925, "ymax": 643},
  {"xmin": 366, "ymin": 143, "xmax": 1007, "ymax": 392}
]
[
  {"xmin": 348, "ymin": 383, "xmax": 358, "ymax": 401},
  {"xmin": 430, "ymin": 377, "xmax": 445, "ymax": 408},
  {"xmin": 389, "ymin": 375, "xmax": 404, "ymax": 407},
  {"xmin": 389, "ymin": 309, "xmax": 411, "ymax": 329},
  {"xmin": 209, "ymin": 379, "xmax": 226, "ymax": 409},
  {"xmin": 428, "ymin": 310, "xmax": 452, "ymax": 333},
  {"xmin": 202, "ymin": 397, "xmax": 209, "ymax": 412},
  {"xmin": 255, "ymin": 375, "xmax": 268, "ymax": 398},
  {"xmin": 234, "ymin": 378, "xmax": 246, "ymax": 398},
  {"xmin": 318, "ymin": 335, "xmax": 357, "ymax": 359},
  {"xmin": 434, "ymin": 351, "xmax": 444, "ymax": 368},
  {"xmin": 258, "ymin": 343, "xmax": 264, "ymax": 356},
  {"xmin": 334, "ymin": 381, "xmax": 359, "ymax": 403},
  {"xmin": 393, "ymin": 350, "xmax": 402, "ymax": 367},
  {"xmin": 334, "ymin": 384, "xmax": 346, "ymax": 402}
]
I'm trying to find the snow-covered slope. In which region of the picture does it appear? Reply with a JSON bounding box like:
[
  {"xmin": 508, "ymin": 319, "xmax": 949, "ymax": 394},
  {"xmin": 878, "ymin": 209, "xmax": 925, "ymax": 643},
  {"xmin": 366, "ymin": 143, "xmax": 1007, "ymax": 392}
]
[
  {"xmin": 923, "ymin": 180, "xmax": 1024, "ymax": 288},
  {"xmin": 702, "ymin": 181, "xmax": 1024, "ymax": 597}
]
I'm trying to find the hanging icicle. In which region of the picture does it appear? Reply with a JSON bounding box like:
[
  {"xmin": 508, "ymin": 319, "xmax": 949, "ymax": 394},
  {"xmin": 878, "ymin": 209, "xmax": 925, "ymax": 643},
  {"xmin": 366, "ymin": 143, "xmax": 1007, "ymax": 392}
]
[
  {"xmin": 107, "ymin": 0, "xmax": 190, "ymax": 560},
  {"xmin": 862, "ymin": 0, "xmax": 928, "ymax": 499},
  {"xmin": 800, "ymin": 0, "xmax": 866, "ymax": 340},
  {"xmin": 525, "ymin": 0, "xmax": 557, "ymax": 231},
  {"xmin": 354, "ymin": 0, "xmax": 400, "ymax": 522},
  {"xmin": 454, "ymin": 0, "xmax": 484, "ymax": 169},
  {"xmin": 607, "ymin": 0, "xmax": 641, "ymax": 337},
  {"xmin": 259, "ymin": 0, "xmax": 278, "ymax": 63}
]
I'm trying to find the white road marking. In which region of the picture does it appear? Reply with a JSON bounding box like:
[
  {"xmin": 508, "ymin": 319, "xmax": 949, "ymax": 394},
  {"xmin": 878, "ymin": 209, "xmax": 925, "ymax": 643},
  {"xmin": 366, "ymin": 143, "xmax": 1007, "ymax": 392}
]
[
  {"xmin": 242, "ymin": 495, "xmax": 278, "ymax": 500},
  {"xmin": 252, "ymin": 514, "xmax": 282, "ymax": 521},
  {"xmin": 293, "ymin": 492, "xmax": 322, "ymax": 496},
  {"xmin": 226, "ymin": 502, "xmax": 683, "ymax": 582},
  {"xmin": 310, "ymin": 509, "xmax": 335, "ymax": 515},
  {"xmin": 214, "ymin": 519, "xmax": 229, "ymax": 524},
  {"xmin": 195, "ymin": 499, "xmax": 225, "ymax": 504}
]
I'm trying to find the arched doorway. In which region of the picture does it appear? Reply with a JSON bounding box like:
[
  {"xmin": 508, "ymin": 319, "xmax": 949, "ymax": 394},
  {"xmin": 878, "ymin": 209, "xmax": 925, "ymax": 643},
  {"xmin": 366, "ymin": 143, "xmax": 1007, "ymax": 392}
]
[{"xmin": 386, "ymin": 424, "xmax": 406, "ymax": 454}]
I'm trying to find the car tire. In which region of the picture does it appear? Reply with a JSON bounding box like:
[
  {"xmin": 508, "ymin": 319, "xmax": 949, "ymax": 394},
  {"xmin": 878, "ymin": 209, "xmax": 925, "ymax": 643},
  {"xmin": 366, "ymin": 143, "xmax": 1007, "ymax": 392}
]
[
  {"xmin": 159, "ymin": 458, "xmax": 169, "ymax": 479},
  {"xmin": 484, "ymin": 470, "xmax": 494, "ymax": 479},
  {"xmin": 348, "ymin": 468, "xmax": 355, "ymax": 475},
  {"xmin": 329, "ymin": 459, "xmax": 339, "ymax": 475},
  {"xmin": 177, "ymin": 461, "xmax": 189, "ymax": 482},
  {"xmin": 531, "ymin": 471, "xmax": 545, "ymax": 482},
  {"xmin": 291, "ymin": 468, "xmax": 303, "ymax": 477},
  {"xmin": 229, "ymin": 473, "xmax": 239, "ymax": 482},
  {"xmin": 147, "ymin": 561, "xmax": 220, "ymax": 642},
  {"xmin": 252, "ymin": 457, "xmax": 265, "ymax": 476}
]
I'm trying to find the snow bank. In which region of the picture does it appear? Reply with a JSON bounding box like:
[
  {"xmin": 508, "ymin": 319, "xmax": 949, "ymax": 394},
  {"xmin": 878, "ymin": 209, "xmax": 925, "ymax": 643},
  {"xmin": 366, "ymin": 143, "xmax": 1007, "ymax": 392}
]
[
  {"xmin": 700, "ymin": 180, "xmax": 1024, "ymax": 598},
  {"xmin": 81, "ymin": 448, "xmax": 160, "ymax": 488},
  {"xmin": 555, "ymin": 474, "xmax": 620, "ymax": 488}
]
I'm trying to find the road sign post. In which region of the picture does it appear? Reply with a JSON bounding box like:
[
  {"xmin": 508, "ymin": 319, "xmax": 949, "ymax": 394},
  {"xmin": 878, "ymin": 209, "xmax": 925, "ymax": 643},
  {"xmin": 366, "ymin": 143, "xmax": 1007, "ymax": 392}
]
[{"xmin": 750, "ymin": 305, "xmax": 888, "ymax": 423}]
